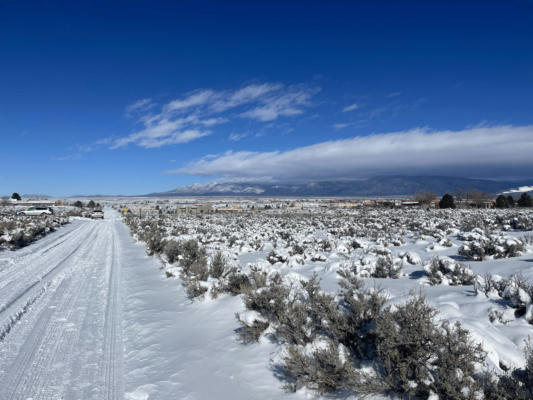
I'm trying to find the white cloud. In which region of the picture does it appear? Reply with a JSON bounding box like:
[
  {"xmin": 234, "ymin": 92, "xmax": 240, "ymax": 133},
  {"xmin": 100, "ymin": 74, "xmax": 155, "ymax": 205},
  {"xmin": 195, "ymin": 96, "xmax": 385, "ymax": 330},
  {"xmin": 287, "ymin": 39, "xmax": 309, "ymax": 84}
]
[
  {"xmin": 333, "ymin": 123, "xmax": 350, "ymax": 129},
  {"xmin": 169, "ymin": 125, "xmax": 533, "ymax": 180},
  {"xmin": 229, "ymin": 133, "xmax": 248, "ymax": 141},
  {"xmin": 240, "ymin": 86, "xmax": 319, "ymax": 121},
  {"xmin": 342, "ymin": 103, "xmax": 359, "ymax": 112},
  {"xmin": 126, "ymin": 98, "xmax": 155, "ymax": 115},
  {"xmin": 211, "ymin": 83, "xmax": 281, "ymax": 112},
  {"xmin": 165, "ymin": 90, "xmax": 215, "ymax": 113},
  {"xmin": 110, "ymin": 82, "xmax": 318, "ymax": 149}
]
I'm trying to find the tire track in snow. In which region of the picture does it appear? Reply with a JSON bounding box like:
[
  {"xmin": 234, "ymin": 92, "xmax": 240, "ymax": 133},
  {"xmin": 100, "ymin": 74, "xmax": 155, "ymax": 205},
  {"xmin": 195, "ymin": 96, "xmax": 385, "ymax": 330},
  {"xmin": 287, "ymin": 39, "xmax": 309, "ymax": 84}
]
[
  {"xmin": 1, "ymin": 222, "xmax": 105, "ymax": 398},
  {"xmin": 0, "ymin": 223, "xmax": 98, "ymax": 342},
  {"xmin": 0, "ymin": 215, "xmax": 124, "ymax": 399}
]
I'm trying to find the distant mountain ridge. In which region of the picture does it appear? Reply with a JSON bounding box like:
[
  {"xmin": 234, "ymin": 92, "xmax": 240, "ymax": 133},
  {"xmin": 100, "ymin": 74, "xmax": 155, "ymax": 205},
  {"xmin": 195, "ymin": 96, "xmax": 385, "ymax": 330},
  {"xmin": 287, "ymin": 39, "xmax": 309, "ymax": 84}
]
[{"xmin": 148, "ymin": 176, "xmax": 533, "ymax": 197}]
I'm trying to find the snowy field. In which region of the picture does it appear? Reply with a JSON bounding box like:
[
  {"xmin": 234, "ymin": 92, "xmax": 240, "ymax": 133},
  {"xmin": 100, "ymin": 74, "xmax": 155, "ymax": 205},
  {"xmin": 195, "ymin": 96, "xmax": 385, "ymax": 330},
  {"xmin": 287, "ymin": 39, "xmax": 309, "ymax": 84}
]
[
  {"xmin": 123, "ymin": 204, "xmax": 533, "ymax": 399},
  {"xmin": 0, "ymin": 204, "xmax": 532, "ymax": 399}
]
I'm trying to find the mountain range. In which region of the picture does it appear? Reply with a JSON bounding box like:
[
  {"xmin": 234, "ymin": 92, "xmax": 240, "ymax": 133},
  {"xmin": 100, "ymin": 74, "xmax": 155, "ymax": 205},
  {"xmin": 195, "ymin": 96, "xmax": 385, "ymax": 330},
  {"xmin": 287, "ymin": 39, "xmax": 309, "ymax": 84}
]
[{"xmin": 148, "ymin": 176, "xmax": 533, "ymax": 197}]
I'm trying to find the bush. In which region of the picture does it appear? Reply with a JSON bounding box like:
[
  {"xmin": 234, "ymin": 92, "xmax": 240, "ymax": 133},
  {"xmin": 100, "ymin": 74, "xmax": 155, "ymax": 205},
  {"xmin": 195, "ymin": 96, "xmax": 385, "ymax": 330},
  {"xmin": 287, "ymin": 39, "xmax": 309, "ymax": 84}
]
[
  {"xmin": 459, "ymin": 234, "xmax": 524, "ymax": 261},
  {"xmin": 186, "ymin": 280, "xmax": 208, "ymax": 298},
  {"xmin": 163, "ymin": 240, "xmax": 181, "ymax": 263},
  {"xmin": 235, "ymin": 314, "xmax": 269, "ymax": 343},
  {"xmin": 425, "ymin": 256, "xmax": 475, "ymax": 285},
  {"xmin": 283, "ymin": 340, "xmax": 357, "ymax": 393},
  {"xmin": 373, "ymin": 255, "xmax": 402, "ymax": 278},
  {"xmin": 181, "ymin": 239, "xmax": 207, "ymax": 275},
  {"xmin": 278, "ymin": 278, "xmax": 485, "ymax": 399},
  {"xmin": 224, "ymin": 268, "xmax": 251, "ymax": 295},
  {"xmin": 209, "ymin": 251, "xmax": 227, "ymax": 278},
  {"xmin": 369, "ymin": 297, "xmax": 485, "ymax": 398}
]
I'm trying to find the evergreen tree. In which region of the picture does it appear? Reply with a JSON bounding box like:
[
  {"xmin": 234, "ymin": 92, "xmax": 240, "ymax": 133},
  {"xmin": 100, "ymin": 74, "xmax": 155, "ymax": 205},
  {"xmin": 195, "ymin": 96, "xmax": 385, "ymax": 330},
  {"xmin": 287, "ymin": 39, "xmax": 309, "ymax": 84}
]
[
  {"xmin": 495, "ymin": 195, "xmax": 508, "ymax": 208},
  {"xmin": 87, "ymin": 200, "xmax": 96, "ymax": 208},
  {"xmin": 73, "ymin": 200, "xmax": 84, "ymax": 208},
  {"xmin": 507, "ymin": 195, "xmax": 515, "ymax": 207},
  {"xmin": 438, "ymin": 193, "xmax": 455, "ymax": 209},
  {"xmin": 11, "ymin": 192, "xmax": 21, "ymax": 201},
  {"xmin": 517, "ymin": 193, "xmax": 533, "ymax": 207}
]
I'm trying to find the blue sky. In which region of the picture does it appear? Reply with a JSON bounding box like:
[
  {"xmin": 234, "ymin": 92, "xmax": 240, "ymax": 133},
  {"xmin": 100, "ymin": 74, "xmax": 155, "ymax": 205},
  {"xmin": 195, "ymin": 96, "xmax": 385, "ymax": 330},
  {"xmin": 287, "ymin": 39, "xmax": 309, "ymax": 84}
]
[{"xmin": 1, "ymin": 1, "xmax": 533, "ymax": 196}]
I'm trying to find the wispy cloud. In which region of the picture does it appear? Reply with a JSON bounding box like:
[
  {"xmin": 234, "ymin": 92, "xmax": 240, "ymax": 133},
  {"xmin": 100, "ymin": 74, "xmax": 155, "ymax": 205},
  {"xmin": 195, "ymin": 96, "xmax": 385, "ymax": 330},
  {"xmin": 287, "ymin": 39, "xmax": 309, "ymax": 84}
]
[
  {"xmin": 240, "ymin": 86, "xmax": 319, "ymax": 121},
  {"xmin": 110, "ymin": 82, "xmax": 318, "ymax": 149},
  {"xmin": 342, "ymin": 103, "xmax": 359, "ymax": 112},
  {"xmin": 125, "ymin": 98, "xmax": 155, "ymax": 115},
  {"xmin": 229, "ymin": 133, "xmax": 248, "ymax": 141},
  {"xmin": 386, "ymin": 91, "xmax": 401, "ymax": 98},
  {"xmin": 168, "ymin": 125, "xmax": 533, "ymax": 181},
  {"xmin": 333, "ymin": 123, "xmax": 350, "ymax": 129}
]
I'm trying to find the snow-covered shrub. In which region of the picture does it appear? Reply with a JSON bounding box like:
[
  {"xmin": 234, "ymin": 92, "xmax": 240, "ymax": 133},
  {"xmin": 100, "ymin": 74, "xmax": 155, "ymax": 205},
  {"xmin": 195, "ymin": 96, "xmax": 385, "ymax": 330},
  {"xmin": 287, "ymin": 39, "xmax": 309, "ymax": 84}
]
[
  {"xmin": 282, "ymin": 340, "xmax": 356, "ymax": 393},
  {"xmin": 282, "ymin": 291, "xmax": 486, "ymax": 399},
  {"xmin": 398, "ymin": 251, "xmax": 422, "ymax": 265},
  {"xmin": 510, "ymin": 214, "xmax": 533, "ymax": 231},
  {"xmin": 0, "ymin": 214, "xmax": 70, "ymax": 250},
  {"xmin": 224, "ymin": 268, "xmax": 251, "ymax": 295},
  {"xmin": 180, "ymin": 239, "xmax": 207, "ymax": 275},
  {"xmin": 235, "ymin": 312, "xmax": 269, "ymax": 344},
  {"xmin": 185, "ymin": 280, "xmax": 208, "ymax": 298},
  {"xmin": 247, "ymin": 265, "xmax": 268, "ymax": 289},
  {"xmin": 209, "ymin": 251, "xmax": 227, "ymax": 278},
  {"xmin": 373, "ymin": 255, "xmax": 402, "ymax": 278},
  {"xmin": 241, "ymin": 273, "xmax": 288, "ymax": 325},
  {"xmin": 476, "ymin": 274, "xmax": 533, "ymax": 323},
  {"xmin": 425, "ymin": 256, "xmax": 475, "ymax": 286},
  {"xmin": 459, "ymin": 233, "xmax": 524, "ymax": 260},
  {"xmin": 267, "ymin": 249, "xmax": 287, "ymax": 264},
  {"xmin": 143, "ymin": 230, "xmax": 166, "ymax": 256},
  {"xmin": 366, "ymin": 297, "xmax": 486, "ymax": 399},
  {"xmin": 461, "ymin": 215, "xmax": 493, "ymax": 234},
  {"xmin": 347, "ymin": 254, "xmax": 402, "ymax": 279},
  {"xmin": 163, "ymin": 240, "xmax": 181, "ymax": 263}
]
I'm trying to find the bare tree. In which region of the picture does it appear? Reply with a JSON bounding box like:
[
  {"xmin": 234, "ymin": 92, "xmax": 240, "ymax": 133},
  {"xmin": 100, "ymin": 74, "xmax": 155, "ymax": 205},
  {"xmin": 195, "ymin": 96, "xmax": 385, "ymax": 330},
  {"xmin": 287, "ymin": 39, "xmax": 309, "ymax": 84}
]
[
  {"xmin": 414, "ymin": 190, "xmax": 436, "ymax": 205},
  {"xmin": 466, "ymin": 189, "xmax": 487, "ymax": 207}
]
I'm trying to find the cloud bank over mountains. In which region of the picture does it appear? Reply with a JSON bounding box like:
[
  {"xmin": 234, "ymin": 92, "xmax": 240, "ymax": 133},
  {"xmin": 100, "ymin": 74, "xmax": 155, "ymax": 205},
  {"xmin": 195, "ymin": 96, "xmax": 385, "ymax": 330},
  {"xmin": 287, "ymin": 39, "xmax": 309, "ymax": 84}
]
[{"xmin": 168, "ymin": 125, "xmax": 533, "ymax": 181}]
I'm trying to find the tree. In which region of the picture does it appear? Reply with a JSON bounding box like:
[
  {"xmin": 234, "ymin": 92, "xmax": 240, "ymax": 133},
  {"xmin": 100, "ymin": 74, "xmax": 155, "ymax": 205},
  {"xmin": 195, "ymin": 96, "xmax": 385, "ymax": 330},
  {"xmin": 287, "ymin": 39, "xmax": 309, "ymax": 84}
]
[
  {"xmin": 518, "ymin": 193, "xmax": 533, "ymax": 208},
  {"xmin": 439, "ymin": 193, "xmax": 455, "ymax": 209},
  {"xmin": 495, "ymin": 195, "xmax": 508, "ymax": 209},
  {"xmin": 11, "ymin": 192, "xmax": 21, "ymax": 201},
  {"xmin": 507, "ymin": 195, "xmax": 515, "ymax": 207},
  {"xmin": 466, "ymin": 189, "xmax": 488, "ymax": 208},
  {"xmin": 414, "ymin": 190, "xmax": 436, "ymax": 205},
  {"xmin": 87, "ymin": 200, "xmax": 96, "ymax": 208},
  {"xmin": 73, "ymin": 200, "xmax": 84, "ymax": 208}
]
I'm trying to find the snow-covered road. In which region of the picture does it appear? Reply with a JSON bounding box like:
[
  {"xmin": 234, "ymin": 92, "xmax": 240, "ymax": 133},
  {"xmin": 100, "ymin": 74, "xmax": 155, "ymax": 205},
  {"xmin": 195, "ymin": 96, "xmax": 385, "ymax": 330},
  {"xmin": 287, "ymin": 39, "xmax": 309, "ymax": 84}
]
[{"xmin": 0, "ymin": 212, "xmax": 124, "ymax": 399}]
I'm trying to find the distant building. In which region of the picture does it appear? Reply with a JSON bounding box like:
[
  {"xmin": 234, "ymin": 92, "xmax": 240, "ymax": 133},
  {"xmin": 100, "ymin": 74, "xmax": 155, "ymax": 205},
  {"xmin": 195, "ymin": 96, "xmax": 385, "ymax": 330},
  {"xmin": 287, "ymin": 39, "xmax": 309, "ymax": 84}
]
[
  {"xmin": 176, "ymin": 203, "xmax": 213, "ymax": 215},
  {"xmin": 215, "ymin": 204, "xmax": 243, "ymax": 213}
]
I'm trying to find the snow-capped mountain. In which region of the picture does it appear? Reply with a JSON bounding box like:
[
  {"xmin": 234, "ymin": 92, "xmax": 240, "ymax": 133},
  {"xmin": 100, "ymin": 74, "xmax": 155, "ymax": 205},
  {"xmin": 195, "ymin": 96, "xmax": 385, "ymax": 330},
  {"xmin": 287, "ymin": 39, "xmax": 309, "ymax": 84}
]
[
  {"xmin": 147, "ymin": 176, "xmax": 533, "ymax": 197},
  {"xmin": 160, "ymin": 182, "xmax": 265, "ymax": 195}
]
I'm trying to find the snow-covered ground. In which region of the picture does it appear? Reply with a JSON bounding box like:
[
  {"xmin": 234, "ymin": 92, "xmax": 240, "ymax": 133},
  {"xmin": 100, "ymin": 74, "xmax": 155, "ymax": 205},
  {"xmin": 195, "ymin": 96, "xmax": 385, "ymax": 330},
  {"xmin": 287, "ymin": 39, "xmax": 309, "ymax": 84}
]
[
  {"xmin": 1, "ymin": 205, "xmax": 533, "ymax": 399},
  {"xmin": 122, "ymin": 205, "xmax": 533, "ymax": 398}
]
